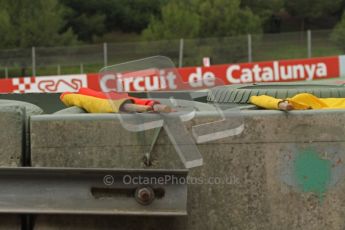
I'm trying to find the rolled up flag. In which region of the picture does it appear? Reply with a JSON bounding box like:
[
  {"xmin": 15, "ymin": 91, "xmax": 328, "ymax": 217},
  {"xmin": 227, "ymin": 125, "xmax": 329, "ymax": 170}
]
[{"xmin": 60, "ymin": 88, "xmax": 160, "ymax": 113}]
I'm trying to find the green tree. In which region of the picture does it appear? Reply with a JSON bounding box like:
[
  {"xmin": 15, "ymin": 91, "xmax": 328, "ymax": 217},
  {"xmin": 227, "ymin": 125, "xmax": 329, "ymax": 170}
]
[
  {"xmin": 0, "ymin": 0, "xmax": 77, "ymax": 49},
  {"xmin": 331, "ymin": 12, "xmax": 345, "ymax": 52},
  {"xmin": 142, "ymin": 0, "xmax": 262, "ymax": 65},
  {"xmin": 142, "ymin": 0, "xmax": 200, "ymax": 40},
  {"xmin": 116, "ymin": 0, "xmax": 166, "ymax": 33},
  {"xmin": 64, "ymin": 11, "xmax": 106, "ymax": 42},
  {"xmin": 241, "ymin": 0, "xmax": 283, "ymax": 19},
  {"xmin": 196, "ymin": 0, "xmax": 261, "ymax": 37},
  {"xmin": 284, "ymin": 0, "xmax": 343, "ymax": 31},
  {"xmin": 60, "ymin": 0, "xmax": 108, "ymax": 41},
  {"xmin": 241, "ymin": 0, "xmax": 284, "ymax": 32},
  {"xmin": 142, "ymin": 0, "xmax": 262, "ymax": 40},
  {"xmin": 61, "ymin": 0, "xmax": 165, "ymax": 42}
]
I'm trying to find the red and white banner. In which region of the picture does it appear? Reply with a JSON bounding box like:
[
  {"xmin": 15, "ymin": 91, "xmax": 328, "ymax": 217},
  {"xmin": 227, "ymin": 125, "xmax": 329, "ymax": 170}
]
[
  {"xmin": 11, "ymin": 75, "xmax": 87, "ymax": 93},
  {"xmin": 0, "ymin": 56, "xmax": 344, "ymax": 93},
  {"xmin": 95, "ymin": 55, "xmax": 344, "ymax": 92}
]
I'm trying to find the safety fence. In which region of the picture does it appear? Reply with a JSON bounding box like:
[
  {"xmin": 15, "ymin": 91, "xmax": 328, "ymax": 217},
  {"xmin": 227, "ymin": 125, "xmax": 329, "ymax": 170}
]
[{"xmin": 0, "ymin": 30, "xmax": 343, "ymax": 78}]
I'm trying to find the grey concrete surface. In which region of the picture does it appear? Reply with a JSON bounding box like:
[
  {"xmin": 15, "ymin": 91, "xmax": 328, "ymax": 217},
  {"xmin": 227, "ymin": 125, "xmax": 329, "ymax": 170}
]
[
  {"xmin": 0, "ymin": 94, "xmax": 64, "ymax": 114},
  {"xmin": 33, "ymin": 215, "xmax": 186, "ymax": 230},
  {"xmin": 0, "ymin": 100, "xmax": 44, "ymax": 167},
  {"xmin": 0, "ymin": 105, "xmax": 25, "ymax": 167},
  {"xmin": 0, "ymin": 99, "xmax": 43, "ymax": 116},
  {"xmin": 0, "ymin": 104, "xmax": 32, "ymax": 229},
  {"xmin": 53, "ymin": 106, "xmax": 86, "ymax": 114},
  {"xmin": 30, "ymin": 109, "xmax": 345, "ymax": 230},
  {"xmin": 0, "ymin": 92, "xmax": 208, "ymax": 114}
]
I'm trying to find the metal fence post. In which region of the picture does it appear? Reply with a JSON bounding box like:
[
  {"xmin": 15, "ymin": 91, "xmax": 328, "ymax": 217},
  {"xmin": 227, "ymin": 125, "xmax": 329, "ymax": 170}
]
[
  {"xmin": 5, "ymin": 67, "xmax": 8, "ymax": 79},
  {"xmin": 57, "ymin": 64, "xmax": 61, "ymax": 75},
  {"xmin": 32, "ymin": 47, "xmax": 36, "ymax": 76},
  {"xmin": 307, "ymin": 30, "xmax": 312, "ymax": 58},
  {"xmin": 247, "ymin": 34, "xmax": 252, "ymax": 62},
  {"xmin": 179, "ymin": 38, "xmax": 184, "ymax": 68},
  {"xmin": 80, "ymin": 63, "xmax": 84, "ymax": 74},
  {"xmin": 103, "ymin": 43, "xmax": 108, "ymax": 67}
]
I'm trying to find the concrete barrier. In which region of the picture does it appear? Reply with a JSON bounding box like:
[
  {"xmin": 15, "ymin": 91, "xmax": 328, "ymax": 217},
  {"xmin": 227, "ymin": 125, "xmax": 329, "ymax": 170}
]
[
  {"xmin": 0, "ymin": 103, "xmax": 43, "ymax": 230},
  {"xmin": 30, "ymin": 109, "xmax": 345, "ymax": 230},
  {"xmin": 0, "ymin": 94, "xmax": 62, "ymax": 114},
  {"xmin": 0, "ymin": 105, "xmax": 25, "ymax": 167},
  {"xmin": 0, "ymin": 92, "xmax": 208, "ymax": 114}
]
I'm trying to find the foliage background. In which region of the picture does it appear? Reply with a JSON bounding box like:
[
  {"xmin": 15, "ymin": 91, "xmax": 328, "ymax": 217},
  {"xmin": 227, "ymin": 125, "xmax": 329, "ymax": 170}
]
[{"xmin": 0, "ymin": 0, "xmax": 345, "ymax": 77}]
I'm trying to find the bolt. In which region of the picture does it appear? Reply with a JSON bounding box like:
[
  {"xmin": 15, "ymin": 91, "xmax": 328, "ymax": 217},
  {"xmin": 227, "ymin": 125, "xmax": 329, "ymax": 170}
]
[{"xmin": 135, "ymin": 186, "xmax": 155, "ymax": 205}]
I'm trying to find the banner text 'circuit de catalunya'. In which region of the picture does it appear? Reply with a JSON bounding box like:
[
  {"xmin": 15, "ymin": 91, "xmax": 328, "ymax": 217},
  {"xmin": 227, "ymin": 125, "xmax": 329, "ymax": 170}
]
[{"xmin": 1, "ymin": 55, "xmax": 344, "ymax": 93}]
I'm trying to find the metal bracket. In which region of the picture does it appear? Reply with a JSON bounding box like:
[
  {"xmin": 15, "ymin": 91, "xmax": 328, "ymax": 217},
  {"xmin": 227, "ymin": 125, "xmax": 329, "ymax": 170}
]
[
  {"xmin": 0, "ymin": 167, "xmax": 188, "ymax": 216},
  {"xmin": 144, "ymin": 127, "xmax": 162, "ymax": 166}
]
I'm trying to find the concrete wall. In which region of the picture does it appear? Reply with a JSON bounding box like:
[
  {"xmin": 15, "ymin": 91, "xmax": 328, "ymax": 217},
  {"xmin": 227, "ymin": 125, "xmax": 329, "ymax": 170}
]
[
  {"xmin": 0, "ymin": 92, "xmax": 207, "ymax": 114},
  {"xmin": 29, "ymin": 109, "xmax": 345, "ymax": 230},
  {"xmin": 0, "ymin": 94, "xmax": 63, "ymax": 114},
  {"xmin": 0, "ymin": 105, "xmax": 25, "ymax": 167},
  {"xmin": 0, "ymin": 104, "xmax": 37, "ymax": 230}
]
